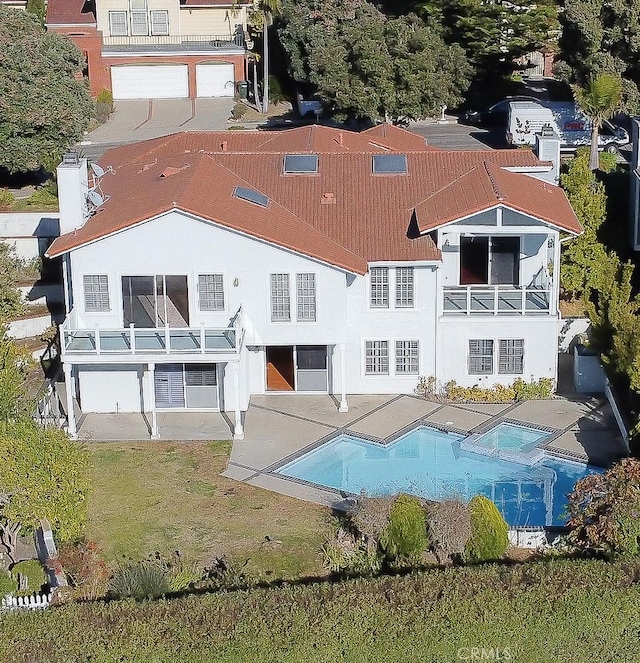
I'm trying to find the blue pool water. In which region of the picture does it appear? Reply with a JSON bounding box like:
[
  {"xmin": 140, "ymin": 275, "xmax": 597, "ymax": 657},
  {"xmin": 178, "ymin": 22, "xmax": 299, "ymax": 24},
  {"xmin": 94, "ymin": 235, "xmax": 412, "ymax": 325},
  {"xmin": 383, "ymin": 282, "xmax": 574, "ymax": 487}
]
[
  {"xmin": 473, "ymin": 422, "xmax": 549, "ymax": 451},
  {"xmin": 277, "ymin": 425, "xmax": 602, "ymax": 527}
]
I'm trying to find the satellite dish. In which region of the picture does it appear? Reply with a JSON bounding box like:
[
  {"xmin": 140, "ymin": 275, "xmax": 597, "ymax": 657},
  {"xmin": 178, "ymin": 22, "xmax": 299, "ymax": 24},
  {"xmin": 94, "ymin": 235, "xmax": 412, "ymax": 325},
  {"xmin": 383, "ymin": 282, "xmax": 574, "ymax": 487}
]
[
  {"xmin": 87, "ymin": 190, "xmax": 104, "ymax": 207},
  {"xmin": 90, "ymin": 162, "xmax": 105, "ymax": 178}
]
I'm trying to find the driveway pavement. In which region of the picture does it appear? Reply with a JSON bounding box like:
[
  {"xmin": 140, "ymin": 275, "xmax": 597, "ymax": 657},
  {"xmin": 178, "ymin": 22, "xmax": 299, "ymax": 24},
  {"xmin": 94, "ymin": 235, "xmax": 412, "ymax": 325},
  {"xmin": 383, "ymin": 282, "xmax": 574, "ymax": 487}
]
[{"xmin": 79, "ymin": 98, "xmax": 234, "ymax": 160}]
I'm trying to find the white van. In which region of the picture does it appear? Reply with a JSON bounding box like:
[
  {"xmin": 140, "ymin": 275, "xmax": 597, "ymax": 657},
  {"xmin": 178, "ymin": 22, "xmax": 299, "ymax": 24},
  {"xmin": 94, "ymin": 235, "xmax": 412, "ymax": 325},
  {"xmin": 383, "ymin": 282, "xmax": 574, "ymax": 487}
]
[{"xmin": 506, "ymin": 101, "xmax": 629, "ymax": 153}]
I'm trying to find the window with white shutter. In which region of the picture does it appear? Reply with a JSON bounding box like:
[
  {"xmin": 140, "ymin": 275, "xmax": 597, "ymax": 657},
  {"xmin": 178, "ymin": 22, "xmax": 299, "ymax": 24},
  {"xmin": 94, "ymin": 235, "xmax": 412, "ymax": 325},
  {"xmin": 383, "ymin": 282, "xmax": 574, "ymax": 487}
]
[
  {"xmin": 469, "ymin": 340, "xmax": 493, "ymax": 374},
  {"xmin": 198, "ymin": 275, "xmax": 224, "ymax": 311},
  {"xmin": 499, "ymin": 339, "xmax": 524, "ymax": 374},
  {"xmin": 83, "ymin": 275, "xmax": 110, "ymax": 312}
]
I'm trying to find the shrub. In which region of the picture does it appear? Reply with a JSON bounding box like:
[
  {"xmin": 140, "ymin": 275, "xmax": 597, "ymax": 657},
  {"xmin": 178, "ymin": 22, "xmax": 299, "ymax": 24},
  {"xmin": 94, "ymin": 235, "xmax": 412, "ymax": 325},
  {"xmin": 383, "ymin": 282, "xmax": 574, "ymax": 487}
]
[
  {"xmin": 0, "ymin": 188, "xmax": 14, "ymax": 211},
  {"xmin": 465, "ymin": 496, "xmax": 509, "ymax": 563},
  {"xmin": 147, "ymin": 551, "xmax": 201, "ymax": 593},
  {"xmin": 268, "ymin": 75, "xmax": 287, "ymax": 104},
  {"xmin": 566, "ymin": 458, "xmax": 640, "ymax": 557},
  {"xmin": 11, "ymin": 560, "xmax": 46, "ymax": 595},
  {"xmin": 95, "ymin": 88, "xmax": 113, "ymax": 124},
  {"xmin": 442, "ymin": 378, "xmax": 554, "ymax": 403},
  {"xmin": 0, "ymin": 570, "xmax": 18, "ymax": 596},
  {"xmin": 513, "ymin": 378, "xmax": 554, "ymax": 401},
  {"xmin": 56, "ymin": 540, "xmax": 110, "ymax": 601},
  {"xmin": 231, "ymin": 102, "xmax": 247, "ymax": 120},
  {"xmin": 379, "ymin": 494, "xmax": 428, "ymax": 560},
  {"xmin": 426, "ymin": 499, "xmax": 471, "ymax": 563},
  {"xmin": 110, "ymin": 562, "xmax": 169, "ymax": 601},
  {"xmin": 320, "ymin": 527, "xmax": 383, "ymax": 576},
  {"xmin": 350, "ymin": 496, "xmax": 395, "ymax": 551}
]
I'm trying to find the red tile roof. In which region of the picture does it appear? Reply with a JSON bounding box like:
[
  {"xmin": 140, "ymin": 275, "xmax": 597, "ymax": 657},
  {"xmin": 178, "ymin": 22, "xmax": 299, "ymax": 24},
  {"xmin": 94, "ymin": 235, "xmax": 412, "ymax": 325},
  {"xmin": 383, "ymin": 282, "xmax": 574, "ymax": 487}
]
[
  {"xmin": 46, "ymin": 0, "xmax": 96, "ymax": 25},
  {"xmin": 47, "ymin": 126, "xmax": 580, "ymax": 272}
]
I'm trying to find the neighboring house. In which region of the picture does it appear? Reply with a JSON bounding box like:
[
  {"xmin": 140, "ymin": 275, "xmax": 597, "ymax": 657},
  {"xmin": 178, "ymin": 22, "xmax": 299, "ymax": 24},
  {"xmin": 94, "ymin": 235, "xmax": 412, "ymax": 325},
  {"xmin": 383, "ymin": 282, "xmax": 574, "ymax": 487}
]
[
  {"xmin": 45, "ymin": 125, "xmax": 580, "ymax": 439},
  {"xmin": 45, "ymin": 0, "xmax": 251, "ymax": 98}
]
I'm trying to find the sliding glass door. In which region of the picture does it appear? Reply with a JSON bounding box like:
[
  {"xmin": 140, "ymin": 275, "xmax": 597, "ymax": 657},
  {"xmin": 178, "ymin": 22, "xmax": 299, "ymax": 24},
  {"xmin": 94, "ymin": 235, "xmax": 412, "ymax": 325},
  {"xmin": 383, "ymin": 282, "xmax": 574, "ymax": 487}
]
[{"xmin": 122, "ymin": 275, "xmax": 189, "ymax": 328}]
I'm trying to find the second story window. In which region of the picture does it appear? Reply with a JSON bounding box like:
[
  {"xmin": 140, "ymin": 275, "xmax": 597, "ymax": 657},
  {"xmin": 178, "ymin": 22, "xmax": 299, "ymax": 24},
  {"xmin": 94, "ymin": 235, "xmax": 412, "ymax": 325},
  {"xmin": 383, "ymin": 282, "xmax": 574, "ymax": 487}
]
[
  {"xmin": 151, "ymin": 10, "xmax": 169, "ymax": 36},
  {"xmin": 130, "ymin": 10, "xmax": 148, "ymax": 36},
  {"xmin": 395, "ymin": 267, "xmax": 414, "ymax": 308},
  {"xmin": 370, "ymin": 267, "xmax": 389, "ymax": 308},
  {"xmin": 270, "ymin": 274, "xmax": 290, "ymax": 322},
  {"xmin": 296, "ymin": 273, "xmax": 316, "ymax": 322},
  {"xmin": 109, "ymin": 11, "xmax": 128, "ymax": 36},
  {"xmin": 83, "ymin": 275, "xmax": 110, "ymax": 312},
  {"xmin": 198, "ymin": 274, "xmax": 224, "ymax": 311}
]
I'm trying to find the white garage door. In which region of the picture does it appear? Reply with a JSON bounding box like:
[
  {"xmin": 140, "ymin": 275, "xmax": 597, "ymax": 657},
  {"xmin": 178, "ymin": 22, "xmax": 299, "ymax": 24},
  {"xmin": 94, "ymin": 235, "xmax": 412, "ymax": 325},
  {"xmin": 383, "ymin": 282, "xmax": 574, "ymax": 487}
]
[
  {"xmin": 111, "ymin": 65, "xmax": 189, "ymax": 99},
  {"xmin": 196, "ymin": 63, "xmax": 235, "ymax": 97}
]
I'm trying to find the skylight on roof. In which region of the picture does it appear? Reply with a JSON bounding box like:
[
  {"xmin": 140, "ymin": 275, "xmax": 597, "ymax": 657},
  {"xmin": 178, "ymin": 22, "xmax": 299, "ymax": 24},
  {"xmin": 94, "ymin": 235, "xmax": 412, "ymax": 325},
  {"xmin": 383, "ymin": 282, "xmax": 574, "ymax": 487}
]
[
  {"xmin": 233, "ymin": 186, "xmax": 269, "ymax": 208},
  {"xmin": 283, "ymin": 154, "xmax": 319, "ymax": 174},
  {"xmin": 372, "ymin": 154, "xmax": 408, "ymax": 174}
]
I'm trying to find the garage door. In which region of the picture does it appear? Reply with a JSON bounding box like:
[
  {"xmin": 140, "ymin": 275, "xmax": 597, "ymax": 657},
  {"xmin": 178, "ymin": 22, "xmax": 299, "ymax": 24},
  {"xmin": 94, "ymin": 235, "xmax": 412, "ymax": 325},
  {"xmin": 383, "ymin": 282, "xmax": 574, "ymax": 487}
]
[
  {"xmin": 196, "ymin": 63, "xmax": 235, "ymax": 97},
  {"xmin": 111, "ymin": 65, "xmax": 188, "ymax": 99}
]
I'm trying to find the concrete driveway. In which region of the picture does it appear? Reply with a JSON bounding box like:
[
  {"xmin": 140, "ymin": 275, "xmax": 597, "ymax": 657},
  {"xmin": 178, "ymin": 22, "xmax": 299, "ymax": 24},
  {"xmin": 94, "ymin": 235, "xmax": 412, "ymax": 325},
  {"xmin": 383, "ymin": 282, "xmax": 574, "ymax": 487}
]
[{"xmin": 79, "ymin": 98, "xmax": 234, "ymax": 159}]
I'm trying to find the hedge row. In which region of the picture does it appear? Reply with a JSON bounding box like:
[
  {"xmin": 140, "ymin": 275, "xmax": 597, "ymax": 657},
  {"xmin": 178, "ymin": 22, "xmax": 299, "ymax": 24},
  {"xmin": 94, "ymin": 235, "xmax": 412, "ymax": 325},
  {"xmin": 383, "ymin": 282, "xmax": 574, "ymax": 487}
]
[{"xmin": 2, "ymin": 559, "xmax": 640, "ymax": 662}]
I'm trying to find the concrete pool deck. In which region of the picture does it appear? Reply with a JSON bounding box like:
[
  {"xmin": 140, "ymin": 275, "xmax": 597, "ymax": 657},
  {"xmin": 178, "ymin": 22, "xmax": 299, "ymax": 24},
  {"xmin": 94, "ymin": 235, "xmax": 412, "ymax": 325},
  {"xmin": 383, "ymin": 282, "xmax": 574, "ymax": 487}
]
[{"xmin": 223, "ymin": 393, "xmax": 628, "ymax": 507}]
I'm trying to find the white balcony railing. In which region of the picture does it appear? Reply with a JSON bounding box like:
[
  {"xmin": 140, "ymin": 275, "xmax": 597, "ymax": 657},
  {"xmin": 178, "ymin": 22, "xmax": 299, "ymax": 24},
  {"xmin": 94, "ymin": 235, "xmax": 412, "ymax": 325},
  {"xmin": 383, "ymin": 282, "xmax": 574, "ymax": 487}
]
[
  {"xmin": 442, "ymin": 286, "xmax": 551, "ymax": 315},
  {"xmin": 61, "ymin": 307, "xmax": 244, "ymax": 357},
  {"xmin": 102, "ymin": 33, "xmax": 246, "ymax": 48}
]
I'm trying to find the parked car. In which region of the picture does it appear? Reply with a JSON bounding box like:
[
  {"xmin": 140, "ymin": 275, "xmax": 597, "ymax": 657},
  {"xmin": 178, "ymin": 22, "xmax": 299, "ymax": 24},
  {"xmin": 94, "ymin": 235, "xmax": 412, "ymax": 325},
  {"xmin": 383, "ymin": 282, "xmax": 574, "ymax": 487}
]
[{"xmin": 462, "ymin": 96, "xmax": 541, "ymax": 127}]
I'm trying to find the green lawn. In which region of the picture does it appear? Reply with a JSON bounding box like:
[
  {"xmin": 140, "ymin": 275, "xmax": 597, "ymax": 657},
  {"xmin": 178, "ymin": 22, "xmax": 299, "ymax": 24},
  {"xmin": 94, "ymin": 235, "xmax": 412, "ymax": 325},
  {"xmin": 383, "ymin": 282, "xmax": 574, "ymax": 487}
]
[
  {"xmin": 3, "ymin": 559, "xmax": 640, "ymax": 662},
  {"xmin": 86, "ymin": 441, "xmax": 330, "ymax": 579}
]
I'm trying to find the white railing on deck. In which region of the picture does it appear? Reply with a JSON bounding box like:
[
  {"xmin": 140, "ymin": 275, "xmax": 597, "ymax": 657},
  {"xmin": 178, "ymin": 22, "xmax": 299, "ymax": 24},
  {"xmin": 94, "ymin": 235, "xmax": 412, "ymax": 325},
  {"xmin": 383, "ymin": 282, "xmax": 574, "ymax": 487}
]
[
  {"xmin": 103, "ymin": 33, "xmax": 245, "ymax": 48},
  {"xmin": 442, "ymin": 286, "xmax": 551, "ymax": 315},
  {"xmin": 61, "ymin": 306, "xmax": 244, "ymax": 357}
]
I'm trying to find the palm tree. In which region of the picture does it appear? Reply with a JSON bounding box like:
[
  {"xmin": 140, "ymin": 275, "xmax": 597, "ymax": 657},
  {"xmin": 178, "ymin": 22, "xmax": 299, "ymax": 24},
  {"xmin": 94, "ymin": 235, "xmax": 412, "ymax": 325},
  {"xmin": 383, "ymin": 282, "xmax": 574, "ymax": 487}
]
[
  {"xmin": 236, "ymin": 0, "xmax": 282, "ymax": 113},
  {"xmin": 256, "ymin": 0, "xmax": 282, "ymax": 114},
  {"xmin": 572, "ymin": 73, "xmax": 623, "ymax": 171}
]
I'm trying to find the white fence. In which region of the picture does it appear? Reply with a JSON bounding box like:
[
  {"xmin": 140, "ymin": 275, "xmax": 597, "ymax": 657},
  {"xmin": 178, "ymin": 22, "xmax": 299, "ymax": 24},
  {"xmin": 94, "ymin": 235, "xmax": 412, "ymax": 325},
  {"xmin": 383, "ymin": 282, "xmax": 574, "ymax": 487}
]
[
  {"xmin": 1, "ymin": 593, "xmax": 51, "ymax": 611},
  {"xmin": 605, "ymin": 378, "xmax": 630, "ymax": 453}
]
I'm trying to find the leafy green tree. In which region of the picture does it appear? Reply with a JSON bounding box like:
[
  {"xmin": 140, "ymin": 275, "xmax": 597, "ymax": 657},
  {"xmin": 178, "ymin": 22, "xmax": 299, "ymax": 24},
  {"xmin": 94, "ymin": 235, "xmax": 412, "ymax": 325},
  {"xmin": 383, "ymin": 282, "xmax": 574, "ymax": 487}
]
[
  {"xmin": 26, "ymin": 0, "xmax": 46, "ymax": 22},
  {"xmin": 0, "ymin": 244, "xmax": 25, "ymax": 322},
  {"xmin": 0, "ymin": 422, "xmax": 90, "ymax": 562},
  {"xmin": 278, "ymin": 0, "xmax": 471, "ymax": 122},
  {"xmin": 0, "ymin": 5, "xmax": 93, "ymax": 173},
  {"xmin": 572, "ymin": 73, "xmax": 623, "ymax": 171},
  {"xmin": 557, "ymin": 0, "xmax": 640, "ymax": 111},
  {"xmin": 0, "ymin": 328, "xmax": 33, "ymax": 426}
]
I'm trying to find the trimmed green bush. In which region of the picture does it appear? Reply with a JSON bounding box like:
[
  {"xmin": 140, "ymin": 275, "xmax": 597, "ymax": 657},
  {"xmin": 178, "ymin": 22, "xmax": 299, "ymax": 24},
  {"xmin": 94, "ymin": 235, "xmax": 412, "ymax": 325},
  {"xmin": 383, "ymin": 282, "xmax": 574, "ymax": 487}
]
[
  {"xmin": 0, "ymin": 188, "xmax": 14, "ymax": 211},
  {"xmin": 0, "ymin": 570, "xmax": 18, "ymax": 597},
  {"xmin": 379, "ymin": 494, "xmax": 428, "ymax": 560},
  {"xmin": 465, "ymin": 495, "xmax": 509, "ymax": 562},
  {"xmin": 11, "ymin": 560, "xmax": 46, "ymax": 595}
]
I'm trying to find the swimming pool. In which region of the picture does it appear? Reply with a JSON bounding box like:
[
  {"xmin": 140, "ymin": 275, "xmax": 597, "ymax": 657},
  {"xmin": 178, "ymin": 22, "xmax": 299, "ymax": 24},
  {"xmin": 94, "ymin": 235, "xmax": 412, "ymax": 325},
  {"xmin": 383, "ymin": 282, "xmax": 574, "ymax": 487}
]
[{"xmin": 276, "ymin": 425, "xmax": 601, "ymax": 527}]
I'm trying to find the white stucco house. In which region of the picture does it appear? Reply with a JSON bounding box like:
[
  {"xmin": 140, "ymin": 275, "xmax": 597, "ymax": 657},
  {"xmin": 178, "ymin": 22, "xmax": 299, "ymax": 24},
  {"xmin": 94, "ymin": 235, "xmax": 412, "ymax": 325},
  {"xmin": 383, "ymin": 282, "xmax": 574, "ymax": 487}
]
[{"xmin": 46, "ymin": 125, "xmax": 580, "ymax": 439}]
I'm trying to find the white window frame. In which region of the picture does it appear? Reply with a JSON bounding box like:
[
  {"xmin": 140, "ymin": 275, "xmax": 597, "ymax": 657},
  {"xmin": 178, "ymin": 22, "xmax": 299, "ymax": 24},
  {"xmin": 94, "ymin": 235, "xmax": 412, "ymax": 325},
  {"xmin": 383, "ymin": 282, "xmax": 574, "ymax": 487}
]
[
  {"xmin": 499, "ymin": 339, "xmax": 524, "ymax": 375},
  {"xmin": 296, "ymin": 273, "xmax": 316, "ymax": 322},
  {"xmin": 150, "ymin": 10, "xmax": 169, "ymax": 36},
  {"xmin": 198, "ymin": 274, "xmax": 225, "ymax": 312},
  {"xmin": 469, "ymin": 339, "xmax": 494, "ymax": 375},
  {"xmin": 130, "ymin": 10, "xmax": 148, "ymax": 36},
  {"xmin": 130, "ymin": 0, "xmax": 147, "ymax": 9},
  {"xmin": 395, "ymin": 340, "xmax": 419, "ymax": 375},
  {"xmin": 369, "ymin": 267, "xmax": 389, "ymax": 309},
  {"xmin": 365, "ymin": 340, "xmax": 389, "ymax": 375},
  {"xmin": 395, "ymin": 267, "xmax": 414, "ymax": 308},
  {"xmin": 83, "ymin": 275, "xmax": 110, "ymax": 313},
  {"xmin": 109, "ymin": 11, "xmax": 128, "ymax": 36},
  {"xmin": 270, "ymin": 274, "xmax": 290, "ymax": 322}
]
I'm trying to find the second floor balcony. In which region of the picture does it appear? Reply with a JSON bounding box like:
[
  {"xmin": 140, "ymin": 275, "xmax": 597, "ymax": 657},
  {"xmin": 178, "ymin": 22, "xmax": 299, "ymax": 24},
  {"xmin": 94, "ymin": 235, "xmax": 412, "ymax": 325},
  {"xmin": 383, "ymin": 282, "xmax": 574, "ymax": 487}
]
[
  {"xmin": 103, "ymin": 32, "xmax": 246, "ymax": 53},
  {"xmin": 61, "ymin": 307, "xmax": 244, "ymax": 359},
  {"xmin": 442, "ymin": 285, "xmax": 551, "ymax": 316}
]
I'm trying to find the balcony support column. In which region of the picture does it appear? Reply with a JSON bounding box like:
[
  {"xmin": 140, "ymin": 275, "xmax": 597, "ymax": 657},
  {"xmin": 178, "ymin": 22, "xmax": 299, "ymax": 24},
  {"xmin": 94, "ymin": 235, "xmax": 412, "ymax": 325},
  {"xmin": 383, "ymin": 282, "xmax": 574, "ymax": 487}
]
[
  {"xmin": 552, "ymin": 233, "xmax": 560, "ymax": 315},
  {"xmin": 339, "ymin": 343, "xmax": 349, "ymax": 413},
  {"xmin": 147, "ymin": 363, "xmax": 159, "ymax": 439},
  {"xmin": 63, "ymin": 363, "xmax": 77, "ymax": 440},
  {"xmin": 232, "ymin": 361, "xmax": 244, "ymax": 439}
]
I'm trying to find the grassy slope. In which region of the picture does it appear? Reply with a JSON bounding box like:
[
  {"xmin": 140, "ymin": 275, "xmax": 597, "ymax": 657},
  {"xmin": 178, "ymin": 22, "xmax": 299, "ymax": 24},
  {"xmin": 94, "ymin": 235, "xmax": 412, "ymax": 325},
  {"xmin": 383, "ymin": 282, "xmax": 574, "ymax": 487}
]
[
  {"xmin": 86, "ymin": 441, "xmax": 329, "ymax": 579},
  {"xmin": 2, "ymin": 560, "xmax": 640, "ymax": 662}
]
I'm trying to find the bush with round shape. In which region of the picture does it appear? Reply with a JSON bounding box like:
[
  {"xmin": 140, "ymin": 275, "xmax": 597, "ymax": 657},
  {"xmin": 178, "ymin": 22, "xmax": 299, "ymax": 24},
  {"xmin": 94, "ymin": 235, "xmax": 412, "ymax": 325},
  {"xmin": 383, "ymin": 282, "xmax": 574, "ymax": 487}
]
[
  {"xmin": 0, "ymin": 570, "xmax": 18, "ymax": 597},
  {"xmin": 465, "ymin": 496, "xmax": 509, "ymax": 563},
  {"xmin": 11, "ymin": 559, "xmax": 46, "ymax": 595},
  {"xmin": 427, "ymin": 499, "xmax": 471, "ymax": 563},
  {"xmin": 379, "ymin": 494, "xmax": 428, "ymax": 560}
]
